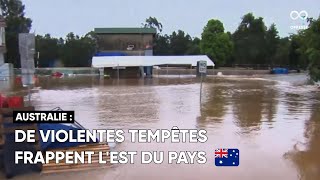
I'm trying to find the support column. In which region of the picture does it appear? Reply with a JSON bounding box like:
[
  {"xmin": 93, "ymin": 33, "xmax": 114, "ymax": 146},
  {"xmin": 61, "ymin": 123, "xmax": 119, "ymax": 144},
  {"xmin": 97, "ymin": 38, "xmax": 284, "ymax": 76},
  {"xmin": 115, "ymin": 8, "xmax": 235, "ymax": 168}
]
[{"xmin": 0, "ymin": 53, "xmax": 4, "ymax": 65}]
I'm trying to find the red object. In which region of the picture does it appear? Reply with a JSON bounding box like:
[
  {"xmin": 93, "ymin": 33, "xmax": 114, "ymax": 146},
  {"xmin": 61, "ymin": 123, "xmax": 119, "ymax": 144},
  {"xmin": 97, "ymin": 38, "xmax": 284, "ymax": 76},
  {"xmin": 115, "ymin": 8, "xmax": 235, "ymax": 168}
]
[
  {"xmin": 52, "ymin": 72, "xmax": 63, "ymax": 78},
  {"xmin": 15, "ymin": 76, "xmax": 39, "ymax": 85},
  {"xmin": 15, "ymin": 76, "xmax": 22, "ymax": 85},
  {"xmin": 7, "ymin": 96, "xmax": 24, "ymax": 108},
  {"xmin": 34, "ymin": 76, "xmax": 39, "ymax": 84},
  {"xmin": 0, "ymin": 95, "xmax": 8, "ymax": 108}
]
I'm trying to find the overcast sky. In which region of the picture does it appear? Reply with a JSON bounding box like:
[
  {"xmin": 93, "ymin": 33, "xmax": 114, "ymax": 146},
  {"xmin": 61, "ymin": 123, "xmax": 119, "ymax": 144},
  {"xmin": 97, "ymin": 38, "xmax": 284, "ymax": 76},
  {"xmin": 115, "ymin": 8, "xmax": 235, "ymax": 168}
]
[{"xmin": 22, "ymin": 0, "xmax": 320, "ymax": 38}]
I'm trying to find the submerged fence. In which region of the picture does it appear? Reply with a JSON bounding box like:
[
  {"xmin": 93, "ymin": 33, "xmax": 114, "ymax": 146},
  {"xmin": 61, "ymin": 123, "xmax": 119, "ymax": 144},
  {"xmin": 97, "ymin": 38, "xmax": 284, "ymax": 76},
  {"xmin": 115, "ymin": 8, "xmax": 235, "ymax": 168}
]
[
  {"xmin": 12, "ymin": 67, "xmax": 273, "ymax": 76},
  {"xmin": 14, "ymin": 68, "xmax": 100, "ymax": 76}
]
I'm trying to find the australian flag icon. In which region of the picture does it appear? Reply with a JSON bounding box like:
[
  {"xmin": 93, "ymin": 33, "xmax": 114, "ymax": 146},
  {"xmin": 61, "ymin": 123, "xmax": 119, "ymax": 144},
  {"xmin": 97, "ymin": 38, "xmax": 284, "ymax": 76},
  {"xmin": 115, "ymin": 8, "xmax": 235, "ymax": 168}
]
[{"xmin": 215, "ymin": 148, "xmax": 239, "ymax": 166}]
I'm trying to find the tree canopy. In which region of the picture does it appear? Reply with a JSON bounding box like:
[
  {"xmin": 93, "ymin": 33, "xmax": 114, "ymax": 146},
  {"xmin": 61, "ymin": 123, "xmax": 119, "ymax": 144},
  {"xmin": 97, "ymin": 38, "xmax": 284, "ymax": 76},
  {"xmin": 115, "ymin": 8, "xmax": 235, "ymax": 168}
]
[
  {"xmin": 143, "ymin": 16, "xmax": 163, "ymax": 33},
  {"xmin": 1, "ymin": 0, "xmax": 32, "ymax": 67},
  {"xmin": 298, "ymin": 17, "xmax": 320, "ymax": 81},
  {"xmin": 200, "ymin": 19, "xmax": 233, "ymax": 67}
]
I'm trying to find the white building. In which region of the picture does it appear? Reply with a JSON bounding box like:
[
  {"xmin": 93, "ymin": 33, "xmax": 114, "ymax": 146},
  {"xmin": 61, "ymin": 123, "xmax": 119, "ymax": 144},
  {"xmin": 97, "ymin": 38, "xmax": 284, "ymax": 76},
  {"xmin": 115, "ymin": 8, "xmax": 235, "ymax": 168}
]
[
  {"xmin": 92, "ymin": 55, "xmax": 214, "ymax": 68},
  {"xmin": 92, "ymin": 55, "xmax": 214, "ymax": 78}
]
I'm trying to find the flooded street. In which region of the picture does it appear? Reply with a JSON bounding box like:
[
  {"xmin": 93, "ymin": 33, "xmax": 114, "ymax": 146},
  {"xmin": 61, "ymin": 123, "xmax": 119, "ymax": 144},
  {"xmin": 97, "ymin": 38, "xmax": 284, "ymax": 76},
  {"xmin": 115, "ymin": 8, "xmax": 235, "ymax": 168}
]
[{"xmin": 1, "ymin": 74, "xmax": 319, "ymax": 180}]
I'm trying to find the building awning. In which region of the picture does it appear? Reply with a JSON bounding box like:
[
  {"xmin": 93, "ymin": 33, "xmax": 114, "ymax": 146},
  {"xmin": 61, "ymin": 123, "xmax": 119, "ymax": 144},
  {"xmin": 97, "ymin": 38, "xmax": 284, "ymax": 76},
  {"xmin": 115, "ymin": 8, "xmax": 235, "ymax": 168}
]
[
  {"xmin": 94, "ymin": 28, "xmax": 157, "ymax": 34},
  {"xmin": 92, "ymin": 55, "xmax": 214, "ymax": 68}
]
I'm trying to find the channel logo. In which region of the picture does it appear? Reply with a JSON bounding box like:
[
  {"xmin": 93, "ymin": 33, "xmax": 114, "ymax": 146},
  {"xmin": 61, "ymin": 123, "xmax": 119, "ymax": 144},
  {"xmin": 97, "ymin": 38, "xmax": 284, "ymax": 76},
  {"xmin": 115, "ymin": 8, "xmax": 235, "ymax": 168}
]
[
  {"xmin": 289, "ymin": 10, "xmax": 308, "ymax": 30},
  {"xmin": 215, "ymin": 148, "xmax": 239, "ymax": 167},
  {"xmin": 290, "ymin": 10, "xmax": 308, "ymax": 20}
]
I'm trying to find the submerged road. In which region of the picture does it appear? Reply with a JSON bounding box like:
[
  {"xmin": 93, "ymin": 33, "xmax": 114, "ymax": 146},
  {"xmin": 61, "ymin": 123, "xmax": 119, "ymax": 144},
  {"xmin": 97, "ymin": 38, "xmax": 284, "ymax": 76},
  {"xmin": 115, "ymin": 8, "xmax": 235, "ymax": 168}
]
[{"xmin": 1, "ymin": 74, "xmax": 319, "ymax": 180}]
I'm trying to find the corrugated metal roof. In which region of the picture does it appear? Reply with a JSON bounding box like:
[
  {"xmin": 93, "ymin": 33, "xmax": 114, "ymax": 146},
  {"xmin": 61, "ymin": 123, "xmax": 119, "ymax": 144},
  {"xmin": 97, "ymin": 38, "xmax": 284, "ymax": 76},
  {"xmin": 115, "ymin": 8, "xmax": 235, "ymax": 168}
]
[
  {"xmin": 92, "ymin": 55, "xmax": 215, "ymax": 67},
  {"xmin": 94, "ymin": 28, "xmax": 157, "ymax": 34}
]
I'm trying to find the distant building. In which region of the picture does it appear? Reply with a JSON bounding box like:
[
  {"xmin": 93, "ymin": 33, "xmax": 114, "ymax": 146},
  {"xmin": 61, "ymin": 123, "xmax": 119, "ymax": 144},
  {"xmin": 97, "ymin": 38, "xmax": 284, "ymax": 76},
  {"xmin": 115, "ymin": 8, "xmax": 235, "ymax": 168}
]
[
  {"xmin": 92, "ymin": 55, "xmax": 214, "ymax": 78},
  {"xmin": 94, "ymin": 28, "xmax": 157, "ymax": 56}
]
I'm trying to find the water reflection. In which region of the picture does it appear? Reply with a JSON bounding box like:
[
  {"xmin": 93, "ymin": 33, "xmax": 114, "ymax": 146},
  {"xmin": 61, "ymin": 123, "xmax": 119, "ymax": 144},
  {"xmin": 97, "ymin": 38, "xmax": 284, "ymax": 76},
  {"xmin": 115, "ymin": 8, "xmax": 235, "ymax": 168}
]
[
  {"xmin": 197, "ymin": 78, "xmax": 228, "ymax": 129},
  {"xmin": 262, "ymin": 86, "xmax": 278, "ymax": 124},
  {"xmin": 285, "ymin": 93, "xmax": 309, "ymax": 116},
  {"xmin": 232, "ymin": 80, "xmax": 265, "ymax": 134},
  {"xmin": 0, "ymin": 74, "xmax": 319, "ymax": 180},
  {"xmin": 34, "ymin": 76, "xmax": 98, "ymax": 90},
  {"xmin": 197, "ymin": 77, "xmax": 280, "ymax": 133},
  {"xmin": 95, "ymin": 84, "xmax": 160, "ymax": 129},
  {"xmin": 98, "ymin": 77, "xmax": 198, "ymax": 87},
  {"xmin": 286, "ymin": 93, "xmax": 320, "ymax": 180}
]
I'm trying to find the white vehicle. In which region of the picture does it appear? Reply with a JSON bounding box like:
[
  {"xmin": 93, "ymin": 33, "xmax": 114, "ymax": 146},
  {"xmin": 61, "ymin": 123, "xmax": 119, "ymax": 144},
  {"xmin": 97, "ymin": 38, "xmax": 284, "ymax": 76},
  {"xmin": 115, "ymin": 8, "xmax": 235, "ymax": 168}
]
[{"xmin": 127, "ymin": 45, "xmax": 134, "ymax": 51}]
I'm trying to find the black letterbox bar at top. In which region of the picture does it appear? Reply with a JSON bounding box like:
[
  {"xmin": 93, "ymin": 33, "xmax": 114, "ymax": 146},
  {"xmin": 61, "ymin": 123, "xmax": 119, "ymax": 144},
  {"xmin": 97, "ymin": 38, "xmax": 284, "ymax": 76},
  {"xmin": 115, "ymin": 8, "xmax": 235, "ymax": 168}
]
[{"xmin": 12, "ymin": 111, "xmax": 75, "ymax": 123}]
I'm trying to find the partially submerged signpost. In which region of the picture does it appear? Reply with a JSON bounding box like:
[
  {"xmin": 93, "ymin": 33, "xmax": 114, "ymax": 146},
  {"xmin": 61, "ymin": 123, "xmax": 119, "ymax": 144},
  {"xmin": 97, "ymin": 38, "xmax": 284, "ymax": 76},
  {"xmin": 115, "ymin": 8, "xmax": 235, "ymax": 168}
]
[
  {"xmin": 198, "ymin": 61, "xmax": 207, "ymax": 75},
  {"xmin": 19, "ymin": 33, "xmax": 35, "ymax": 105},
  {"xmin": 197, "ymin": 60, "xmax": 207, "ymax": 104}
]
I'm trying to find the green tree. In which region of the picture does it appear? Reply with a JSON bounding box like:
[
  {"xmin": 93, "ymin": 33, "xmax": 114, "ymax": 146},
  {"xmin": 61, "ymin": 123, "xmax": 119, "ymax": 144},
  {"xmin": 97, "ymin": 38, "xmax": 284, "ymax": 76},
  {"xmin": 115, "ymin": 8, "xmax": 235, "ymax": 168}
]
[
  {"xmin": 232, "ymin": 13, "xmax": 267, "ymax": 65},
  {"xmin": 186, "ymin": 37, "xmax": 201, "ymax": 55},
  {"xmin": 82, "ymin": 31, "xmax": 97, "ymax": 66},
  {"xmin": 225, "ymin": 32, "xmax": 235, "ymax": 66},
  {"xmin": 154, "ymin": 32, "xmax": 200, "ymax": 55},
  {"xmin": 169, "ymin": 30, "xmax": 193, "ymax": 55},
  {"xmin": 35, "ymin": 34, "xmax": 60, "ymax": 67},
  {"xmin": 154, "ymin": 34, "xmax": 170, "ymax": 55},
  {"xmin": 1, "ymin": 0, "xmax": 32, "ymax": 67},
  {"xmin": 61, "ymin": 32, "xmax": 96, "ymax": 67},
  {"xmin": 200, "ymin": 19, "xmax": 233, "ymax": 67},
  {"xmin": 298, "ymin": 17, "xmax": 320, "ymax": 82},
  {"xmin": 288, "ymin": 35, "xmax": 304, "ymax": 69},
  {"xmin": 274, "ymin": 37, "xmax": 290, "ymax": 66},
  {"xmin": 143, "ymin": 17, "xmax": 199, "ymax": 56},
  {"xmin": 142, "ymin": 17, "xmax": 166, "ymax": 55},
  {"xmin": 265, "ymin": 24, "xmax": 280, "ymax": 66},
  {"xmin": 143, "ymin": 16, "xmax": 163, "ymax": 33}
]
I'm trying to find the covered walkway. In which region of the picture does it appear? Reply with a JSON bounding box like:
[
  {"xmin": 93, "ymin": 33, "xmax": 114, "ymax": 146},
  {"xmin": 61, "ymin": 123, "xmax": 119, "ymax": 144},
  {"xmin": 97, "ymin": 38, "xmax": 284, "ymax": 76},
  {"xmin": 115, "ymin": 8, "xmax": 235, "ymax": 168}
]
[{"xmin": 91, "ymin": 55, "xmax": 214, "ymax": 68}]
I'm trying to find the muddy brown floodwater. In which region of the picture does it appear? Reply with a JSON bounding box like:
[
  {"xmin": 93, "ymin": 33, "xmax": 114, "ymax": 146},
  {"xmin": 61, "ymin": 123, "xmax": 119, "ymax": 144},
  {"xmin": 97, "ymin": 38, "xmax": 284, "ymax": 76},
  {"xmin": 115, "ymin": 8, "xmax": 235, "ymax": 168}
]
[{"xmin": 0, "ymin": 74, "xmax": 319, "ymax": 180}]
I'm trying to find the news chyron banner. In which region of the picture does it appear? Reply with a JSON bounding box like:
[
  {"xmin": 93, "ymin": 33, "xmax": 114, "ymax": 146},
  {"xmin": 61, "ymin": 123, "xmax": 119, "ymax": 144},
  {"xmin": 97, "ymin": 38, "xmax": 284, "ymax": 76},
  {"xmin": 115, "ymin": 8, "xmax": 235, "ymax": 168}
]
[
  {"xmin": 12, "ymin": 110, "xmax": 239, "ymax": 166},
  {"xmin": 13, "ymin": 111, "xmax": 75, "ymax": 123}
]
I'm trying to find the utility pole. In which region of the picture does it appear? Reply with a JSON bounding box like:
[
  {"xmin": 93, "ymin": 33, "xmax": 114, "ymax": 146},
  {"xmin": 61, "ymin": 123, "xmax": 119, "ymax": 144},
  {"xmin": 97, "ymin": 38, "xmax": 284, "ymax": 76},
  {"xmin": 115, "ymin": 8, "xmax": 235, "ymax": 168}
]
[
  {"xmin": 117, "ymin": 63, "xmax": 120, "ymax": 80},
  {"xmin": 140, "ymin": 27, "xmax": 143, "ymax": 56},
  {"xmin": 197, "ymin": 61, "xmax": 207, "ymax": 105},
  {"xmin": 37, "ymin": 52, "xmax": 40, "ymax": 68}
]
